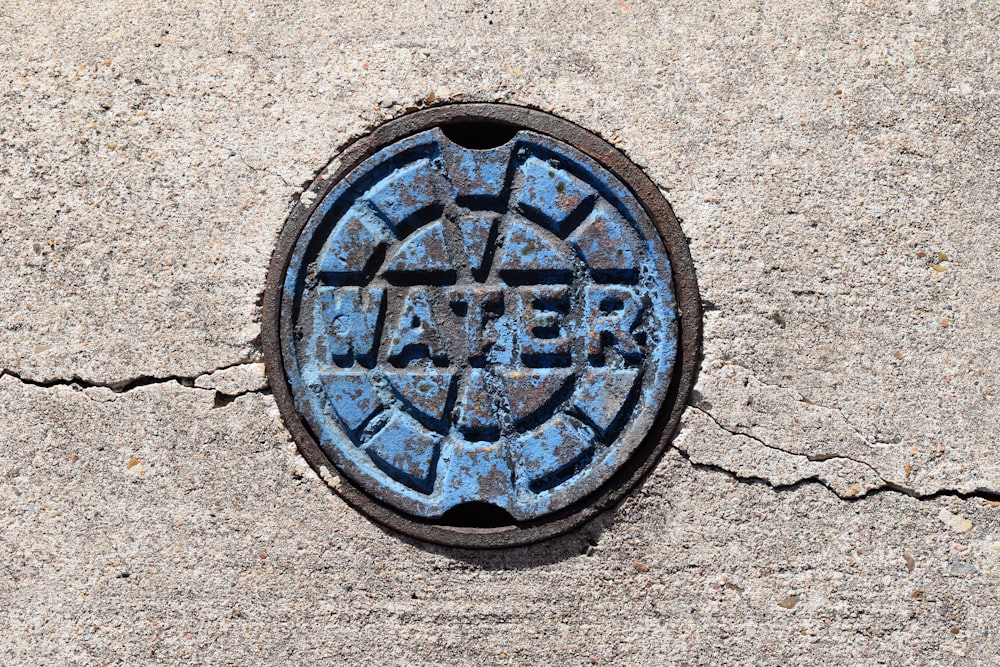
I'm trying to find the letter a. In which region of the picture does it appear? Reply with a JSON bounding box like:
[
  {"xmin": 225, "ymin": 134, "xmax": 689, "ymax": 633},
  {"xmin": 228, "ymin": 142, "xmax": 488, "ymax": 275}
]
[{"xmin": 387, "ymin": 287, "xmax": 448, "ymax": 366}]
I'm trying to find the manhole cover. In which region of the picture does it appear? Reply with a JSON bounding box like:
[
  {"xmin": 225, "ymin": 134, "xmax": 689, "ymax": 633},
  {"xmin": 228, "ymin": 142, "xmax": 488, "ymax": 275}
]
[{"xmin": 263, "ymin": 103, "xmax": 700, "ymax": 548}]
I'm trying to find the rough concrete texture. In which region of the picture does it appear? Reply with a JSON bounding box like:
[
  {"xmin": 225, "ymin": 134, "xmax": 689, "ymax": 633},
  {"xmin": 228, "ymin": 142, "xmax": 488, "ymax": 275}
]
[{"xmin": 1, "ymin": 0, "xmax": 997, "ymax": 664}]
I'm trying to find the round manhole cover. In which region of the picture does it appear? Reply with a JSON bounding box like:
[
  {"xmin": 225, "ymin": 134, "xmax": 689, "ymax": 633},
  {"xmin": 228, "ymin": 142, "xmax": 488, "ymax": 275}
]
[{"xmin": 263, "ymin": 103, "xmax": 700, "ymax": 548}]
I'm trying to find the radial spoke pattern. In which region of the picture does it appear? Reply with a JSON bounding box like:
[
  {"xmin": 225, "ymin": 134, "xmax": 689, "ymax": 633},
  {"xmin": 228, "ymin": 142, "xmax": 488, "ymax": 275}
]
[{"xmin": 283, "ymin": 127, "xmax": 679, "ymax": 521}]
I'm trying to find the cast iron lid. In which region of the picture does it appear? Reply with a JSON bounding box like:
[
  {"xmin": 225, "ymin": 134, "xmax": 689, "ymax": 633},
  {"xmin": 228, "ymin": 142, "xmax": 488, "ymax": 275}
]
[{"xmin": 263, "ymin": 103, "xmax": 701, "ymax": 548}]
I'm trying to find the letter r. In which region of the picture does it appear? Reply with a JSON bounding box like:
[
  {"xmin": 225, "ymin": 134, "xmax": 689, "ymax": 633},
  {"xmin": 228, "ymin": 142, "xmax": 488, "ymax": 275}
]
[{"xmin": 584, "ymin": 285, "xmax": 643, "ymax": 362}]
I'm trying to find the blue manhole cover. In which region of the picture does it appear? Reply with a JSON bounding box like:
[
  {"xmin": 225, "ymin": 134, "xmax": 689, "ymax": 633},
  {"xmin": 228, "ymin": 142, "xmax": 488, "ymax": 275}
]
[{"xmin": 264, "ymin": 104, "xmax": 701, "ymax": 547}]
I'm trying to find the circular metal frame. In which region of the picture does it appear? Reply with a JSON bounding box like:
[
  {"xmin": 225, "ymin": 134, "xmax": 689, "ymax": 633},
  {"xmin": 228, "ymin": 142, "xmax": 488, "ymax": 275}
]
[{"xmin": 263, "ymin": 103, "xmax": 702, "ymax": 548}]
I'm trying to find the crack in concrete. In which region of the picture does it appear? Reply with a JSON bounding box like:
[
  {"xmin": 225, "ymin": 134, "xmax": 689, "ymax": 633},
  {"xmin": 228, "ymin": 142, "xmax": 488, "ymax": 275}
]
[
  {"xmin": 668, "ymin": 446, "xmax": 860, "ymax": 500},
  {"xmin": 219, "ymin": 143, "xmax": 295, "ymax": 189},
  {"xmin": 696, "ymin": 362, "xmax": 999, "ymax": 501},
  {"xmin": 2, "ymin": 359, "xmax": 996, "ymax": 503},
  {"xmin": 0, "ymin": 359, "xmax": 268, "ymax": 400},
  {"xmin": 684, "ymin": 404, "xmax": 1000, "ymax": 504},
  {"xmin": 689, "ymin": 404, "xmax": 886, "ymax": 480},
  {"xmin": 717, "ymin": 362, "xmax": 892, "ymax": 449}
]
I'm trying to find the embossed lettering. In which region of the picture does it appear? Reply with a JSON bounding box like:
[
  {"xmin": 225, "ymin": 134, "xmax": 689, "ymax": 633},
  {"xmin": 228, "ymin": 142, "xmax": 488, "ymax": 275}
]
[
  {"xmin": 584, "ymin": 285, "xmax": 643, "ymax": 363},
  {"xmin": 289, "ymin": 130, "xmax": 683, "ymax": 511},
  {"xmin": 387, "ymin": 287, "xmax": 448, "ymax": 366},
  {"xmin": 315, "ymin": 286, "xmax": 386, "ymax": 367},
  {"xmin": 516, "ymin": 285, "xmax": 571, "ymax": 366},
  {"xmin": 448, "ymin": 286, "xmax": 503, "ymax": 363}
]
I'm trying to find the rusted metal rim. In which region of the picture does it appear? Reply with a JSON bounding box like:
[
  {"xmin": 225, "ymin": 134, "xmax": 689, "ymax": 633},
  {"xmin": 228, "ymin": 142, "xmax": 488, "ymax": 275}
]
[{"xmin": 262, "ymin": 102, "xmax": 702, "ymax": 549}]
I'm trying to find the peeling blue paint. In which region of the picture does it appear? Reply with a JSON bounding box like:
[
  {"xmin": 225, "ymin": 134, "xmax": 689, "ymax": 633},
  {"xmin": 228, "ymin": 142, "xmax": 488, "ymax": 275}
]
[
  {"xmin": 280, "ymin": 128, "xmax": 678, "ymax": 521},
  {"xmin": 514, "ymin": 157, "xmax": 596, "ymax": 235}
]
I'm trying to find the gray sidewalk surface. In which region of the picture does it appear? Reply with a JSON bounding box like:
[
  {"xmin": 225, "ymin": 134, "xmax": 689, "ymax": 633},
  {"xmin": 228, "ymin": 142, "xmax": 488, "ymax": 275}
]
[{"xmin": 2, "ymin": 1, "xmax": 997, "ymax": 664}]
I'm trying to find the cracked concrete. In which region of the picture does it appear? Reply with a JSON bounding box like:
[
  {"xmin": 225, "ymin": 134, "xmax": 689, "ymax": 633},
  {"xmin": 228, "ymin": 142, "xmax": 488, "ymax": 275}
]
[
  {"xmin": 0, "ymin": 360, "xmax": 266, "ymax": 400},
  {"xmin": 685, "ymin": 359, "xmax": 999, "ymax": 500},
  {"xmin": 2, "ymin": 375, "xmax": 999, "ymax": 664},
  {"xmin": 680, "ymin": 405, "xmax": 887, "ymax": 499},
  {"xmin": 2, "ymin": 0, "xmax": 998, "ymax": 664}
]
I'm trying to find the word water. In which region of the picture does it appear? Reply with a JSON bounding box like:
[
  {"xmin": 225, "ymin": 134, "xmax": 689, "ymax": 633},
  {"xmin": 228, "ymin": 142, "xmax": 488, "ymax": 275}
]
[{"xmin": 283, "ymin": 128, "xmax": 678, "ymax": 521}]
